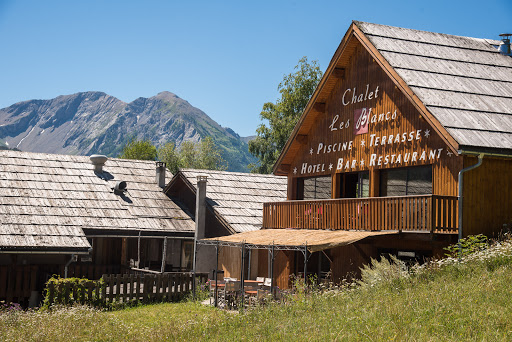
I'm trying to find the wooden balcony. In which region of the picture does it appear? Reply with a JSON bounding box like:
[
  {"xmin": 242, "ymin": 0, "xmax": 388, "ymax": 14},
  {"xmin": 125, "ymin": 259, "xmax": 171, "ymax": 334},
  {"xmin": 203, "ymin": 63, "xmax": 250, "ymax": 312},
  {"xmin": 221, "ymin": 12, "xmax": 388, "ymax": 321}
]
[{"xmin": 262, "ymin": 195, "xmax": 458, "ymax": 234}]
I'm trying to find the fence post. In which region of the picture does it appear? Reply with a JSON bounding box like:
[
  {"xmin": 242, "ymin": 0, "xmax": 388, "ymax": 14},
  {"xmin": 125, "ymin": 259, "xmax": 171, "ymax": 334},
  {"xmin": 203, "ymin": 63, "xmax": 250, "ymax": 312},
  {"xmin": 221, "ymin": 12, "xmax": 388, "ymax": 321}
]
[{"xmin": 47, "ymin": 281, "xmax": 55, "ymax": 307}]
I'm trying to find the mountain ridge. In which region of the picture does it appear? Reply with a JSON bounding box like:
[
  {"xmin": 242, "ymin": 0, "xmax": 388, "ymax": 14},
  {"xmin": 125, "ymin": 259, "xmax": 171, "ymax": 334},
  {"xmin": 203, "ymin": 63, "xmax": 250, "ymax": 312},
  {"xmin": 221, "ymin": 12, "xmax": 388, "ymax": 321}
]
[{"xmin": 0, "ymin": 91, "xmax": 256, "ymax": 172}]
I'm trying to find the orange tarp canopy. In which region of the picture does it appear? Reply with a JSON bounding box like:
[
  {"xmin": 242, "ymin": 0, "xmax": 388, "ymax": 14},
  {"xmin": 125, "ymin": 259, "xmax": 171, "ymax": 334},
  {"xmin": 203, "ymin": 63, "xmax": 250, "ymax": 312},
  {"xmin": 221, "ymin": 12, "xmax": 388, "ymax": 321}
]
[{"xmin": 203, "ymin": 229, "xmax": 397, "ymax": 252}]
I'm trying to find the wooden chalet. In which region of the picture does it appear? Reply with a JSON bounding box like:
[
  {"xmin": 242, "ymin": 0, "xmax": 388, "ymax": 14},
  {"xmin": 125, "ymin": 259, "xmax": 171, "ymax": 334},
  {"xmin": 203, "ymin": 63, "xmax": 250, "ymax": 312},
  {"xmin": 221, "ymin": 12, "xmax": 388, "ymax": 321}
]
[
  {"xmin": 198, "ymin": 21, "xmax": 512, "ymax": 290},
  {"xmin": 0, "ymin": 150, "xmax": 195, "ymax": 305}
]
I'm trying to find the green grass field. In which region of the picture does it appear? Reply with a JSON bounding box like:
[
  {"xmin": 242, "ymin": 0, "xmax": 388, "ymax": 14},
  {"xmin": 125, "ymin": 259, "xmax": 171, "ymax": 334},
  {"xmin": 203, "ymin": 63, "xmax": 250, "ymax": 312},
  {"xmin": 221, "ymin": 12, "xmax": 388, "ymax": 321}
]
[{"xmin": 2, "ymin": 239, "xmax": 512, "ymax": 341}]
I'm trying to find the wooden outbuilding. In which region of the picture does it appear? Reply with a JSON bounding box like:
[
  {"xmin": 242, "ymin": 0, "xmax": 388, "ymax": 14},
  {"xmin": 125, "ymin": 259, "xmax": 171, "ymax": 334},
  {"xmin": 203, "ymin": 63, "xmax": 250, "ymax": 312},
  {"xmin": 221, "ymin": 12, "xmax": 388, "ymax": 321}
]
[
  {"xmin": 164, "ymin": 169, "xmax": 287, "ymax": 277},
  {"xmin": 0, "ymin": 150, "xmax": 195, "ymax": 305},
  {"xmin": 201, "ymin": 21, "xmax": 512, "ymax": 289}
]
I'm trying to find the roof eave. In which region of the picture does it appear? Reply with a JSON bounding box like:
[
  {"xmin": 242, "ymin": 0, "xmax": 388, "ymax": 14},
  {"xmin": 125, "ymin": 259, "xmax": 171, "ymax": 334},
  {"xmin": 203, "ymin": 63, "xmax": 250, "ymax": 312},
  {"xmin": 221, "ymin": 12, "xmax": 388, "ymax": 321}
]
[
  {"xmin": 0, "ymin": 247, "xmax": 91, "ymax": 255},
  {"xmin": 458, "ymin": 146, "xmax": 512, "ymax": 159}
]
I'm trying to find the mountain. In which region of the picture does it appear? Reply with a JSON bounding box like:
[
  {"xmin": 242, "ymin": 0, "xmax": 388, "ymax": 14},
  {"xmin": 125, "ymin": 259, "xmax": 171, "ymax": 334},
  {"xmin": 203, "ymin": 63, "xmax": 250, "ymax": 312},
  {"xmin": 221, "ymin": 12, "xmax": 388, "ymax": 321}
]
[{"xmin": 0, "ymin": 91, "xmax": 257, "ymax": 172}]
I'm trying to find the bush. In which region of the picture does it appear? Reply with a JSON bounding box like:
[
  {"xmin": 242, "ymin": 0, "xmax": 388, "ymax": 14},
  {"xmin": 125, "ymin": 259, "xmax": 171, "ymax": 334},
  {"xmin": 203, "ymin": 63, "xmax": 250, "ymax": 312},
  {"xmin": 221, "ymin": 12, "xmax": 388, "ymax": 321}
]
[
  {"xmin": 444, "ymin": 234, "xmax": 489, "ymax": 258},
  {"xmin": 42, "ymin": 277, "xmax": 105, "ymax": 309}
]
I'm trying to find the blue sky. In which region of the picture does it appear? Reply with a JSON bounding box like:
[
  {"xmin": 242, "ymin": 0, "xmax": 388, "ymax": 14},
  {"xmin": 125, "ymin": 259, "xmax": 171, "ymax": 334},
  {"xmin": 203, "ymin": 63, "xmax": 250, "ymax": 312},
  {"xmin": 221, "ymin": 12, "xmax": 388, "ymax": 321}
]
[{"xmin": 0, "ymin": 0, "xmax": 510, "ymax": 136}]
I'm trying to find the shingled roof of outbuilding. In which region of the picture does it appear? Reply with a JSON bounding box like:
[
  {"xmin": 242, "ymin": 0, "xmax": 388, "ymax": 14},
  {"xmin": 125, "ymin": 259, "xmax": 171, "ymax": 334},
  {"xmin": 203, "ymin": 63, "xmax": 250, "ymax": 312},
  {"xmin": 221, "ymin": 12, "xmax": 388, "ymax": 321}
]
[
  {"xmin": 274, "ymin": 21, "xmax": 512, "ymax": 174},
  {"xmin": 167, "ymin": 169, "xmax": 287, "ymax": 234},
  {"xmin": 0, "ymin": 150, "xmax": 195, "ymax": 253}
]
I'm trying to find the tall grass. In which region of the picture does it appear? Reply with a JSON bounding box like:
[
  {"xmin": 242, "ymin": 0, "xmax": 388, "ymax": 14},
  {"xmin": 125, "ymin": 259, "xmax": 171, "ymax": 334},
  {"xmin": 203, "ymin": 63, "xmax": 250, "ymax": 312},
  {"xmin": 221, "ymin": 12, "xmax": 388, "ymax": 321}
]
[{"xmin": 3, "ymin": 238, "xmax": 512, "ymax": 341}]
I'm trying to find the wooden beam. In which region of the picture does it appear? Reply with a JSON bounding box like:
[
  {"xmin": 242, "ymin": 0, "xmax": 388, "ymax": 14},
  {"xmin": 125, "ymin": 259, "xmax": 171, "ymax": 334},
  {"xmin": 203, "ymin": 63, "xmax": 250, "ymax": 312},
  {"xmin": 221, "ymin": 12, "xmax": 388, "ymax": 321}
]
[
  {"xmin": 332, "ymin": 68, "xmax": 345, "ymax": 79},
  {"xmin": 312, "ymin": 102, "xmax": 326, "ymax": 113},
  {"xmin": 121, "ymin": 238, "xmax": 128, "ymax": 266},
  {"xmin": 296, "ymin": 134, "xmax": 308, "ymax": 145},
  {"xmin": 281, "ymin": 164, "xmax": 291, "ymax": 173},
  {"xmin": 369, "ymin": 169, "xmax": 380, "ymax": 197}
]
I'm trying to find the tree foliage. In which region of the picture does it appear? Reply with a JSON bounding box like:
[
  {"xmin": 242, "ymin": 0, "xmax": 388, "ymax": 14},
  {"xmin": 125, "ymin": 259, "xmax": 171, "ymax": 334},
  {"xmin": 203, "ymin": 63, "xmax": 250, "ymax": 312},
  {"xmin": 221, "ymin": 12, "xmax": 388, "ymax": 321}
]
[
  {"xmin": 156, "ymin": 142, "xmax": 180, "ymax": 174},
  {"xmin": 118, "ymin": 138, "xmax": 157, "ymax": 161},
  {"xmin": 197, "ymin": 136, "xmax": 228, "ymax": 170},
  {"xmin": 249, "ymin": 57, "xmax": 323, "ymax": 174},
  {"xmin": 120, "ymin": 137, "xmax": 227, "ymax": 174}
]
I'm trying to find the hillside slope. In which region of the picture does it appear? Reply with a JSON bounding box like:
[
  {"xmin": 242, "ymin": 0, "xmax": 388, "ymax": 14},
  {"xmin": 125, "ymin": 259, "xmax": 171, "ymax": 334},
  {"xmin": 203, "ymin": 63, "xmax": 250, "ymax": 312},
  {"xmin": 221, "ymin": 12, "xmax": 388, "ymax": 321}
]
[
  {"xmin": 0, "ymin": 91, "xmax": 256, "ymax": 171},
  {"xmin": 3, "ymin": 238, "xmax": 512, "ymax": 340}
]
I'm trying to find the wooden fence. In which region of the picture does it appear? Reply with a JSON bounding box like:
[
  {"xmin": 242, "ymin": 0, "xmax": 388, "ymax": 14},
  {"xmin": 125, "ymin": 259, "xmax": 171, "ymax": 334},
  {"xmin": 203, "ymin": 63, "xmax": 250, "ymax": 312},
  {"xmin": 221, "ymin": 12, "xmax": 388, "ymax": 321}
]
[
  {"xmin": 44, "ymin": 272, "xmax": 208, "ymax": 307},
  {"xmin": 263, "ymin": 195, "xmax": 458, "ymax": 233}
]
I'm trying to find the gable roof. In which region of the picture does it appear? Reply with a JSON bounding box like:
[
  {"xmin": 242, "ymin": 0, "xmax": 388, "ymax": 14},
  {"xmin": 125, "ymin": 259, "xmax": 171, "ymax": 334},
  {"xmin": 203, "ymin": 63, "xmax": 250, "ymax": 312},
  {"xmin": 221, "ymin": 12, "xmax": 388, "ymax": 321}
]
[
  {"xmin": 166, "ymin": 169, "xmax": 287, "ymax": 234},
  {"xmin": 0, "ymin": 150, "xmax": 195, "ymax": 253},
  {"xmin": 274, "ymin": 21, "xmax": 512, "ymax": 174}
]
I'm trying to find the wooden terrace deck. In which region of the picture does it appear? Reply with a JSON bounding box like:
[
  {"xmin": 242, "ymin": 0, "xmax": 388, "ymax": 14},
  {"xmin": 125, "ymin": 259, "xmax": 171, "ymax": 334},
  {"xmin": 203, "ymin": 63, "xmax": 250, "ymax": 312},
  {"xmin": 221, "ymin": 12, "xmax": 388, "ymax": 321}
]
[{"xmin": 263, "ymin": 195, "xmax": 458, "ymax": 234}]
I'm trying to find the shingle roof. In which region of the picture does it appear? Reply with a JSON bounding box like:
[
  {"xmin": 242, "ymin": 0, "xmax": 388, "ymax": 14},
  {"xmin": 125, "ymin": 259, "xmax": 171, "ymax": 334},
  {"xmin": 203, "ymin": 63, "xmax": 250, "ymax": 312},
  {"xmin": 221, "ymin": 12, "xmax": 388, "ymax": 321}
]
[
  {"xmin": 356, "ymin": 21, "xmax": 512, "ymax": 154},
  {"xmin": 175, "ymin": 169, "xmax": 287, "ymax": 233},
  {"xmin": 0, "ymin": 150, "xmax": 195, "ymax": 252}
]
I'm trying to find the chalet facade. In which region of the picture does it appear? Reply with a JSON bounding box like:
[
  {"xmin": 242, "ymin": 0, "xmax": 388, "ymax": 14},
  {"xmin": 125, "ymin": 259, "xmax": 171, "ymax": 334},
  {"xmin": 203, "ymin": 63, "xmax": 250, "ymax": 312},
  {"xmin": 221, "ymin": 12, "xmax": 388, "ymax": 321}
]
[
  {"xmin": 199, "ymin": 21, "xmax": 512, "ymax": 289},
  {"xmin": 0, "ymin": 151, "xmax": 195, "ymax": 305}
]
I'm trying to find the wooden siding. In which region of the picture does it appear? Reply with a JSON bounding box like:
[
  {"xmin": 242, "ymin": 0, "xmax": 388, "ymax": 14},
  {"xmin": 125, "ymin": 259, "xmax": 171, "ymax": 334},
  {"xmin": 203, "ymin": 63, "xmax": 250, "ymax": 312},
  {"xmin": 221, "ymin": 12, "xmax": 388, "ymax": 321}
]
[
  {"xmin": 463, "ymin": 156, "xmax": 512, "ymax": 237},
  {"xmin": 286, "ymin": 41, "xmax": 460, "ymax": 199},
  {"xmin": 263, "ymin": 195, "xmax": 458, "ymax": 233},
  {"xmin": 275, "ymin": 250, "xmax": 293, "ymax": 290},
  {"xmin": 0, "ymin": 265, "xmax": 38, "ymax": 305},
  {"xmin": 219, "ymin": 246, "xmax": 241, "ymax": 279},
  {"xmin": 331, "ymin": 243, "xmax": 376, "ymax": 282}
]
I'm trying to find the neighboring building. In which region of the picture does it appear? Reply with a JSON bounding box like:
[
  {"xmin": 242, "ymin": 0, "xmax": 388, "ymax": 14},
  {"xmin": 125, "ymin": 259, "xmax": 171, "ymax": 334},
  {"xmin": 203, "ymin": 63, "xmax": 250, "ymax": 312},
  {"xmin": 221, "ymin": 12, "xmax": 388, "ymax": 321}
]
[
  {"xmin": 164, "ymin": 169, "xmax": 287, "ymax": 276},
  {"xmin": 201, "ymin": 21, "xmax": 512, "ymax": 289},
  {"xmin": 0, "ymin": 150, "xmax": 195, "ymax": 305}
]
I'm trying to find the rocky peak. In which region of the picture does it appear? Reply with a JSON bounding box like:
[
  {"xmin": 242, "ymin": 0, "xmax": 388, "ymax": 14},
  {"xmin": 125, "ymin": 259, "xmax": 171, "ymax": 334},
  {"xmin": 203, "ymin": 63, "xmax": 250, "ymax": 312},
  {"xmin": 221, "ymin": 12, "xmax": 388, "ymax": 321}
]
[{"xmin": 0, "ymin": 91, "xmax": 256, "ymax": 172}]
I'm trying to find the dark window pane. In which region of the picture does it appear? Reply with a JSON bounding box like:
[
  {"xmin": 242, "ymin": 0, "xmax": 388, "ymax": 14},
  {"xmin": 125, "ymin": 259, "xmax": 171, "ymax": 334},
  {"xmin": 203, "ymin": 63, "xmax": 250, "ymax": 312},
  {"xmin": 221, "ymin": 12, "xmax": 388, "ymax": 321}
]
[
  {"xmin": 303, "ymin": 176, "xmax": 332, "ymax": 199},
  {"xmin": 407, "ymin": 166, "xmax": 432, "ymax": 195},
  {"xmin": 380, "ymin": 166, "xmax": 432, "ymax": 196},
  {"xmin": 357, "ymin": 171, "xmax": 370, "ymax": 198}
]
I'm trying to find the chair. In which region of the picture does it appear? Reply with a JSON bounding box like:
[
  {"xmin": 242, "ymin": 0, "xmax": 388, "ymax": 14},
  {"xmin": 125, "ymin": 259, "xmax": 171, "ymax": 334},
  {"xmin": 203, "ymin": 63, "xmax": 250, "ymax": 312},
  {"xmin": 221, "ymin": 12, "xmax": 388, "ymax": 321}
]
[
  {"xmin": 244, "ymin": 283, "xmax": 260, "ymax": 307},
  {"xmin": 256, "ymin": 277, "xmax": 265, "ymax": 283},
  {"xmin": 257, "ymin": 288, "xmax": 271, "ymax": 304},
  {"xmin": 224, "ymin": 281, "xmax": 241, "ymax": 309},
  {"xmin": 264, "ymin": 278, "xmax": 272, "ymax": 287},
  {"xmin": 209, "ymin": 280, "xmax": 225, "ymax": 306}
]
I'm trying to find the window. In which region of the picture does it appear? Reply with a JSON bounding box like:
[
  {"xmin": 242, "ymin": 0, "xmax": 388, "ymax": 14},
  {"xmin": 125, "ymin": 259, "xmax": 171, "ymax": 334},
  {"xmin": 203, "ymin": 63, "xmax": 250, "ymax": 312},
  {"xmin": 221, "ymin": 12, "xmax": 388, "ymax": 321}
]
[
  {"xmin": 380, "ymin": 165, "xmax": 432, "ymax": 196},
  {"xmin": 301, "ymin": 176, "xmax": 332, "ymax": 200},
  {"xmin": 343, "ymin": 171, "xmax": 369, "ymax": 198}
]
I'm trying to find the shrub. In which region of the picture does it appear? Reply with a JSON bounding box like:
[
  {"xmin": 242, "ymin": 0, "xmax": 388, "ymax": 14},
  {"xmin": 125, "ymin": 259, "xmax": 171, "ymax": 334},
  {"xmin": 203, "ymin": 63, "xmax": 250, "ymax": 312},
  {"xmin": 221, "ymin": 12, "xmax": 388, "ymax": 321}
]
[
  {"xmin": 444, "ymin": 234, "xmax": 489, "ymax": 258},
  {"xmin": 358, "ymin": 255, "xmax": 408, "ymax": 288},
  {"xmin": 42, "ymin": 277, "xmax": 105, "ymax": 309}
]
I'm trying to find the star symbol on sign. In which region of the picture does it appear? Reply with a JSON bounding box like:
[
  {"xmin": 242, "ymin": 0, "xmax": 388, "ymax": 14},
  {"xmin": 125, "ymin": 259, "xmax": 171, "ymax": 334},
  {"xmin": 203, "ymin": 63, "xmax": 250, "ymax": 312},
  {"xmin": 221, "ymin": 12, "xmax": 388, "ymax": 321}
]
[
  {"xmin": 447, "ymin": 150, "xmax": 453, "ymax": 157},
  {"xmin": 360, "ymin": 159, "xmax": 365, "ymax": 166},
  {"xmin": 361, "ymin": 139, "xmax": 365, "ymax": 147},
  {"xmin": 328, "ymin": 163, "xmax": 333, "ymax": 170},
  {"xmin": 293, "ymin": 167, "xmax": 297, "ymax": 174},
  {"xmin": 424, "ymin": 129, "xmax": 430, "ymax": 138},
  {"xmin": 309, "ymin": 148, "xmax": 314, "ymax": 155}
]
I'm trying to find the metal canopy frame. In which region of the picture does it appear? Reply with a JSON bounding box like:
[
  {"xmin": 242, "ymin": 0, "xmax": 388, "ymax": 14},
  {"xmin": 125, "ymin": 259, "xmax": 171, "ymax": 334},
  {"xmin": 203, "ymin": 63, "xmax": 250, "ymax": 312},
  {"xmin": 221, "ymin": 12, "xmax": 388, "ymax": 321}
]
[
  {"xmin": 196, "ymin": 238, "xmax": 312, "ymax": 252},
  {"xmin": 194, "ymin": 238, "xmax": 311, "ymax": 308}
]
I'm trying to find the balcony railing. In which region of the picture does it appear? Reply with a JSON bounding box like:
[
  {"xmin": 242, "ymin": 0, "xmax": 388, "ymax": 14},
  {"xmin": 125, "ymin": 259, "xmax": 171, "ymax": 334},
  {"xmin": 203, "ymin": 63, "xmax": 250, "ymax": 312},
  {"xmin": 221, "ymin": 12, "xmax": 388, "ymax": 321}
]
[{"xmin": 262, "ymin": 195, "xmax": 458, "ymax": 233}]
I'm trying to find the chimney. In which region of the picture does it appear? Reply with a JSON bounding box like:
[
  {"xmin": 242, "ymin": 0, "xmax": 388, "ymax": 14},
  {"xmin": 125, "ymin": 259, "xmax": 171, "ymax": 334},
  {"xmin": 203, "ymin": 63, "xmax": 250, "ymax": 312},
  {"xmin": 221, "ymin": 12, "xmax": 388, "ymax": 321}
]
[
  {"xmin": 90, "ymin": 155, "xmax": 108, "ymax": 173},
  {"xmin": 156, "ymin": 161, "xmax": 166, "ymax": 188},
  {"xmin": 195, "ymin": 176, "xmax": 207, "ymax": 240},
  {"xmin": 499, "ymin": 33, "xmax": 512, "ymax": 56}
]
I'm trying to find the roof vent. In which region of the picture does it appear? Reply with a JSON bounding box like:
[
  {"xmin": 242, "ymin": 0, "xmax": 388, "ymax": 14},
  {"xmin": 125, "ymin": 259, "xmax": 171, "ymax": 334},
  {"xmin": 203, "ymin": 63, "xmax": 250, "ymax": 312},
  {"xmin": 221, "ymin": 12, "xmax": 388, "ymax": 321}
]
[
  {"xmin": 90, "ymin": 155, "xmax": 108, "ymax": 173},
  {"xmin": 499, "ymin": 33, "xmax": 512, "ymax": 56},
  {"xmin": 113, "ymin": 181, "xmax": 127, "ymax": 195}
]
